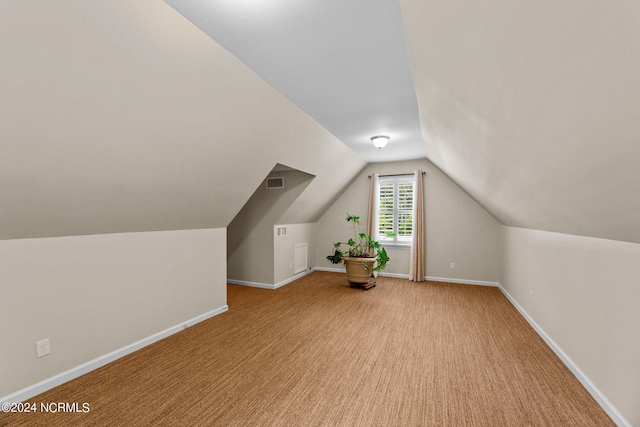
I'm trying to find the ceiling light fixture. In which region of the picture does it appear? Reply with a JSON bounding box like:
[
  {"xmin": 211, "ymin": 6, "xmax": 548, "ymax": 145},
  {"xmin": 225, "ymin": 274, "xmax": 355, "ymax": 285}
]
[{"xmin": 371, "ymin": 135, "xmax": 390, "ymax": 149}]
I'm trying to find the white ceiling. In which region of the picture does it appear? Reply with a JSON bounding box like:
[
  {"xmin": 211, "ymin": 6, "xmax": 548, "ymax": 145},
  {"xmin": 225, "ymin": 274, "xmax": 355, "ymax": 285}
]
[
  {"xmin": 3, "ymin": 0, "xmax": 640, "ymax": 244},
  {"xmin": 165, "ymin": 0, "xmax": 640, "ymax": 244},
  {"xmin": 401, "ymin": 0, "xmax": 640, "ymax": 243},
  {"xmin": 163, "ymin": 0, "xmax": 426, "ymax": 163},
  {"xmin": 0, "ymin": 0, "xmax": 366, "ymax": 239}
]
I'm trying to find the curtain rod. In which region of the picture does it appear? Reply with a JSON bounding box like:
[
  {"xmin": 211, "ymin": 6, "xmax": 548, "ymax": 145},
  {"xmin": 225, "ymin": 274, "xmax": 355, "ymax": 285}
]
[{"xmin": 368, "ymin": 172, "xmax": 426, "ymax": 178}]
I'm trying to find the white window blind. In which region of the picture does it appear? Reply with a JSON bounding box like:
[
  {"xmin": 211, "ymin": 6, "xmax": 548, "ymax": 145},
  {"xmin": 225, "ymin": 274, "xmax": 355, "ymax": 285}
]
[{"xmin": 377, "ymin": 175, "xmax": 414, "ymax": 246}]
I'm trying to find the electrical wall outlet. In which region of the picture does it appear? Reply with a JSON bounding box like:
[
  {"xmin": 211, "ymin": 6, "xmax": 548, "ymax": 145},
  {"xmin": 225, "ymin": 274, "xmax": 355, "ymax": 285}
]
[
  {"xmin": 36, "ymin": 339, "xmax": 50, "ymax": 358},
  {"xmin": 529, "ymin": 291, "xmax": 534, "ymax": 302},
  {"xmin": 450, "ymin": 262, "xmax": 455, "ymax": 269}
]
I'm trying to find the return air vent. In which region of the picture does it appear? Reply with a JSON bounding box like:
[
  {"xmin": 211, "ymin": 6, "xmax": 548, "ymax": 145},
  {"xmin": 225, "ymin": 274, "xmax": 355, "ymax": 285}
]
[
  {"xmin": 266, "ymin": 177, "xmax": 284, "ymax": 189},
  {"xmin": 294, "ymin": 243, "xmax": 308, "ymax": 274}
]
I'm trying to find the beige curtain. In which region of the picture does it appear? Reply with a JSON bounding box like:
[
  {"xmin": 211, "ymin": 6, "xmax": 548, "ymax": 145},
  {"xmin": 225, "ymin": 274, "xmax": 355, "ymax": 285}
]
[
  {"xmin": 409, "ymin": 170, "xmax": 425, "ymax": 282},
  {"xmin": 367, "ymin": 173, "xmax": 379, "ymax": 238}
]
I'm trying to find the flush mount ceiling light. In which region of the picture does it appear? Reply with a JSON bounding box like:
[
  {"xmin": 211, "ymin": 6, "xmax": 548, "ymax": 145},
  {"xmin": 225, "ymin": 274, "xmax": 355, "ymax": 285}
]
[{"xmin": 371, "ymin": 135, "xmax": 390, "ymax": 149}]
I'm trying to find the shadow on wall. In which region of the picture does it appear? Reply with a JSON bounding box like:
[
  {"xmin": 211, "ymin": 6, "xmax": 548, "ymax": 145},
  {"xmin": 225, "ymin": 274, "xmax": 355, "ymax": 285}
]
[{"xmin": 227, "ymin": 163, "xmax": 315, "ymax": 284}]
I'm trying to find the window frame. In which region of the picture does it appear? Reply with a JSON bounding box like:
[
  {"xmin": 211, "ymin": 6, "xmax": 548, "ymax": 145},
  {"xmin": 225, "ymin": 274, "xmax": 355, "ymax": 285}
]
[{"xmin": 377, "ymin": 175, "xmax": 414, "ymax": 248}]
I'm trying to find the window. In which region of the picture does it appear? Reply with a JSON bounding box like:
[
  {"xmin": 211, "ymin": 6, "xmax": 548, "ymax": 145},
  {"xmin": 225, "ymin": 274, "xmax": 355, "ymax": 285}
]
[{"xmin": 377, "ymin": 175, "xmax": 414, "ymax": 246}]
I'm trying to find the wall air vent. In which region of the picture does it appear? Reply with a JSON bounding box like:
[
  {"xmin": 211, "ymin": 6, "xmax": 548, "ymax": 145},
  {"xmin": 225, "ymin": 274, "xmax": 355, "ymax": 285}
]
[
  {"xmin": 294, "ymin": 243, "xmax": 308, "ymax": 274},
  {"xmin": 276, "ymin": 226, "xmax": 287, "ymax": 237},
  {"xmin": 266, "ymin": 177, "xmax": 284, "ymax": 189}
]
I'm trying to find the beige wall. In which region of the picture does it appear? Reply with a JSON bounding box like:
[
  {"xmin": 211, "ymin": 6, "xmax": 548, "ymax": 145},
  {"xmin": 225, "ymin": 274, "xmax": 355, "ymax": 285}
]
[
  {"xmin": 1, "ymin": 0, "xmax": 366, "ymax": 240},
  {"xmin": 0, "ymin": 228, "xmax": 227, "ymax": 398},
  {"xmin": 314, "ymin": 159, "xmax": 501, "ymax": 283},
  {"xmin": 501, "ymin": 226, "xmax": 640, "ymax": 426},
  {"xmin": 228, "ymin": 168, "xmax": 314, "ymax": 285},
  {"xmin": 273, "ymin": 223, "xmax": 315, "ymax": 285}
]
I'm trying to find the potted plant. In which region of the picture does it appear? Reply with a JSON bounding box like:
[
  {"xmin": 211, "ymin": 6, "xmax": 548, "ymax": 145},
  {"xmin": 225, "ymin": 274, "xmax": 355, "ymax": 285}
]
[{"xmin": 326, "ymin": 214, "xmax": 391, "ymax": 287}]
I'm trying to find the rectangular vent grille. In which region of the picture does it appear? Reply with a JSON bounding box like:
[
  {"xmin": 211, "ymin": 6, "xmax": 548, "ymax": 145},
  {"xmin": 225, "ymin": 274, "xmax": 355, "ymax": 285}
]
[
  {"xmin": 276, "ymin": 226, "xmax": 287, "ymax": 237},
  {"xmin": 294, "ymin": 243, "xmax": 308, "ymax": 274},
  {"xmin": 267, "ymin": 177, "xmax": 284, "ymax": 189}
]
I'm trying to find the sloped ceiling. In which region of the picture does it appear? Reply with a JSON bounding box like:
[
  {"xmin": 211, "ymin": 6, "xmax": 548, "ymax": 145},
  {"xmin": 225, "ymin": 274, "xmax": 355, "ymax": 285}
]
[
  {"xmin": 163, "ymin": 0, "xmax": 426, "ymax": 163},
  {"xmin": 400, "ymin": 0, "xmax": 640, "ymax": 243},
  {"xmin": 3, "ymin": 0, "xmax": 640, "ymax": 245},
  {"xmin": 163, "ymin": 0, "xmax": 640, "ymax": 244},
  {"xmin": 0, "ymin": 0, "xmax": 365, "ymax": 239}
]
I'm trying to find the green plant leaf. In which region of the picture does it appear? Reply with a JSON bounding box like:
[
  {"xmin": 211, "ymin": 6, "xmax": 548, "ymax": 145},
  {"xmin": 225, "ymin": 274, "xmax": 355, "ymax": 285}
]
[
  {"xmin": 326, "ymin": 249, "xmax": 344, "ymax": 264},
  {"xmin": 326, "ymin": 213, "xmax": 391, "ymax": 272},
  {"xmin": 346, "ymin": 214, "xmax": 361, "ymax": 224}
]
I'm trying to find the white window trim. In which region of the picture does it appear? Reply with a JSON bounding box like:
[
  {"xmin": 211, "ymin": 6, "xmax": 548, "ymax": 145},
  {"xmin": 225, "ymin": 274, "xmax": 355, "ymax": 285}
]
[{"xmin": 377, "ymin": 175, "xmax": 414, "ymax": 248}]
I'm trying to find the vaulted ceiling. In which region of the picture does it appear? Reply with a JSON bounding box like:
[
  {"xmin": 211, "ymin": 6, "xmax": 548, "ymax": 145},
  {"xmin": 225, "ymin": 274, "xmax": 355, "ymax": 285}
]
[
  {"xmin": 2, "ymin": 0, "xmax": 640, "ymax": 244},
  {"xmin": 163, "ymin": 0, "xmax": 426, "ymax": 163},
  {"xmin": 401, "ymin": 0, "xmax": 640, "ymax": 243},
  {"xmin": 0, "ymin": 0, "xmax": 365, "ymax": 239},
  {"xmin": 165, "ymin": 0, "xmax": 640, "ymax": 244}
]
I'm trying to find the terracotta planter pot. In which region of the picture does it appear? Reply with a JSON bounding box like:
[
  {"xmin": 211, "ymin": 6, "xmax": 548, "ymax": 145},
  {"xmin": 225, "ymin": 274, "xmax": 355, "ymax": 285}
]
[{"xmin": 344, "ymin": 256, "xmax": 376, "ymax": 284}]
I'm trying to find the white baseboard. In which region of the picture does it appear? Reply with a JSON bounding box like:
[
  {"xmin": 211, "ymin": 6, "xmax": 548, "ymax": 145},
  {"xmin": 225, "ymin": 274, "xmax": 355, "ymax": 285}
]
[
  {"xmin": 313, "ymin": 266, "xmax": 345, "ymax": 274},
  {"xmin": 314, "ymin": 268, "xmax": 500, "ymax": 288},
  {"xmin": 228, "ymin": 268, "xmax": 313, "ymax": 290},
  {"xmin": 1, "ymin": 305, "xmax": 228, "ymax": 405},
  {"xmin": 498, "ymin": 284, "xmax": 630, "ymax": 427},
  {"xmin": 378, "ymin": 271, "xmax": 407, "ymax": 279},
  {"xmin": 227, "ymin": 279, "xmax": 275, "ymax": 289},
  {"xmin": 424, "ymin": 276, "xmax": 500, "ymax": 287},
  {"xmin": 378, "ymin": 272, "xmax": 500, "ymax": 287}
]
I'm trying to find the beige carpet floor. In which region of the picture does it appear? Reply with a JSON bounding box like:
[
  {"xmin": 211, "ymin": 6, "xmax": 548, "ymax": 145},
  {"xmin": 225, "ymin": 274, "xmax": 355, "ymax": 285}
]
[{"xmin": 1, "ymin": 271, "xmax": 614, "ymax": 426}]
